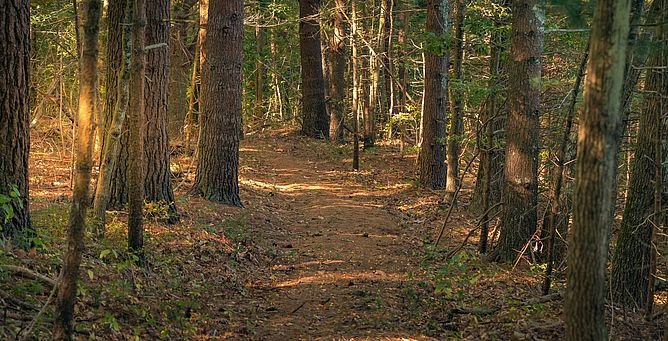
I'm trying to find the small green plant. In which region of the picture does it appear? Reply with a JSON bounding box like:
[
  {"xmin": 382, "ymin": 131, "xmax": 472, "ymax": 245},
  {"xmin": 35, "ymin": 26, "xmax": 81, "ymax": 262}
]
[{"xmin": 0, "ymin": 184, "xmax": 22, "ymax": 225}]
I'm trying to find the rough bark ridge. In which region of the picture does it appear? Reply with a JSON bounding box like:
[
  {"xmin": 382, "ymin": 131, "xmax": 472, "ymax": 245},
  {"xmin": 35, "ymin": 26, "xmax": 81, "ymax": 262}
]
[
  {"xmin": 328, "ymin": 0, "xmax": 346, "ymax": 143},
  {"xmin": 105, "ymin": 0, "xmax": 176, "ymax": 217},
  {"xmin": 128, "ymin": 0, "xmax": 147, "ymax": 265},
  {"xmin": 144, "ymin": 0, "xmax": 177, "ymax": 219},
  {"xmin": 611, "ymin": 8, "xmax": 667, "ymax": 307},
  {"xmin": 53, "ymin": 0, "xmax": 101, "ymax": 338},
  {"xmin": 418, "ymin": 0, "xmax": 449, "ymax": 189},
  {"xmin": 493, "ymin": 0, "xmax": 542, "ymax": 263},
  {"xmin": 0, "ymin": 0, "xmax": 31, "ymax": 242},
  {"xmin": 565, "ymin": 0, "xmax": 630, "ymax": 338},
  {"xmin": 189, "ymin": 0, "xmax": 243, "ymax": 207},
  {"xmin": 299, "ymin": 0, "xmax": 329, "ymax": 138}
]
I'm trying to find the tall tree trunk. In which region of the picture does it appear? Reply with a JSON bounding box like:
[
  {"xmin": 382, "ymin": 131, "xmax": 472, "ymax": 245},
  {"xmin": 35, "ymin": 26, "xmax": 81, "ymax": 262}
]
[
  {"xmin": 328, "ymin": 0, "xmax": 346, "ymax": 143},
  {"xmin": 184, "ymin": 4, "xmax": 203, "ymax": 153},
  {"xmin": 543, "ymin": 42, "xmax": 589, "ymax": 295},
  {"xmin": 53, "ymin": 0, "xmax": 101, "ymax": 338},
  {"xmin": 417, "ymin": 0, "xmax": 449, "ymax": 189},
  {"xmin": 565, "ymin": 0, "xmax": 631, "ymax": 338},
  {"xmin": 360, "ymin": 1, "xmax": 375, "ymax": 148},
  {"xmin": 128, "ymin": 0, "xmax": 147, "ymax": 266},
  {"xmin": 352, "ymin": 0, "xmax": 361, "ymax": 170},
  {"xmin": 0, "ymin": 0, "xmax": 31, "ymax": 243},
  {"xmin": 255, "ymin": 23, "xmax": 266, "ymax": 118},
  {"xmin": 189, "ymin": 0, "xmax": 243, "ymax": 207},
  {"xmin": 610, "ymin": 5, "xmax": 667, "ymax": 307},
  {"xmin": 168, "ymin": 0, "xmax": 196, "ymax": 142},
  {"xmin": 471, "ymin": 4, "xmax": 507, "ymax": 214},
  {"xmin": 144, "ymin": 0, "xmax": 177, "ymax": 220},
  {"xmin": 445, "ymin": 0, "xmax": 464, "ymax": 201},
  {"xmin": 493, "ymin": 0, "xmax": 543, "ymax": 263},
  {"xmin": 93, "ymin": 0, "xmax": 132, "ymax": 238},
  {"xmin": 299, "ymin": 0, "xmax": 329, "ymax": 138}
]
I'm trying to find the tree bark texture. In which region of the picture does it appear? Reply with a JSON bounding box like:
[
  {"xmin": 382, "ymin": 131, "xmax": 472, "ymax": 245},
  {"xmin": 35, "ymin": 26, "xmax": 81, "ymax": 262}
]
[
  {"xmin": 418, "ymin": 0, "xmax": 449, "ymax": 189},
  {"xmin": 144, "ymin": 0, "xmax": 177, "ymax": 219},
  {"xmin": 0, "ymin": 0, "xmax": 31, "ymax": 242},
  {"xmin": 300, "ymin": 0, "xmax": 329, "ymax": 138},
  {"xmin": 494, "ymin": 0, "xmax": 543, "ymax": 263},
  {"xmin": 190, "ymin": 0, "xmax": 243, "ymax": 207},
  {"xmin": 445, "ymin": 0, "xmax": 465, "ymax": 200},
  {"xmin": 611, "ymin": 9, "xmax": 667, "ymax": 307},
  {"xmin": 565, "ymin": 0, "xmax": 630, "ymax": 338},
  {"xmin": 53, "ymin": 0, "xmax": 101, "ymax": 338},
  {"xmin": 127, "ymin": 0, "xmax": 146, "ymax": 265},
  {"xmin": 168, "ymin": 0, "xmax": 196, "ymax": 141},
  {"xmin": 328, "ymin": 0, "xmax": 346, "ymax": 143},
  {"xmin": 93, "ymin": 0, "xmax": 132, "ymax": 238}
]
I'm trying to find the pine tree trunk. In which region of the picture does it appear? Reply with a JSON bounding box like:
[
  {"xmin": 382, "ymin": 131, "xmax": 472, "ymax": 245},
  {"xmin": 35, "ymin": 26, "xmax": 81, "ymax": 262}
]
[
  {"xmin": 565, "ymin": 0, "xmax": 630, "ymax": 338},
  {"xmin": 255, "ymin": 24, "xmax": 266, "ymax": 118},
  {"xmin": 493, "ymin": 0, "xmax": 542, "ymax": 263},
  {"xmin": 610, "ymin": 7, "xmax": 667, "ymax": 307},
  {"xmin": 299, "ymin": 0, "xmax": 329, "ymax": 138},
  {"xmin": 352, "ymin": 0, "xmax": 361, "ymax": 170},
  {"xmin": 189, "ymin": 0, "xmax": 243, "ymax": 207},
  {"xmin": 417, "ymin": 0, "xmax": 449, "ymax": 189},
  {"xmin": 0, "ymin": 0, "xmax": 31, "ymax": 243},
  {"xmin": 127, "ymin": 0, "xmax": 147, "ymax": 266},
  {"xmin": 445, "ymin": 0, "xmax": 465, "ymax": 201},
  {"xmin": 144, "ymin": 0, "xmax": 177, "ymax": 220},
  {"xmin": 53, "ymin": 0, "xmax": 101, "ymax": 338},
  {"xmin": 93, "ymin": 0, "xmax": 132, "ymax": 238},
  {"xmin": 168, "ymin": 0, "xmax": 196, "ymax": 142},
  {"xmin": 328, "ymin": 0, "xmax": 346, "ymax": 143}
]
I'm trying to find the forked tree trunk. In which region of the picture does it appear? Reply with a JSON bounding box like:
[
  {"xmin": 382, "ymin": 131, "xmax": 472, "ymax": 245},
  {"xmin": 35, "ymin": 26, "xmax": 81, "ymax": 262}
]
[
  {"xmin": 189, "ymin": 0, "xmax": 244, "ymax": 207},
  {"xmin": 53, "ymin": 0, "xmax": 101, "ymax": 338},
  {"xmin": 493, "ymin": 0, "xmax": 543, "ymax": 263},
  {"xmin": 417, "ymin": 0, "xmax": 449, "ymax": 189},
  {"xmin": 299, "ymin": 0, "xmax": 329, "ymax": 138},
  {"xmin": 565, "ymin": 0, "xmax": 631, "ymax": 338},
  {"xmin": 0, "ymin": 0, "xmax": 31, "ymax": 243}
]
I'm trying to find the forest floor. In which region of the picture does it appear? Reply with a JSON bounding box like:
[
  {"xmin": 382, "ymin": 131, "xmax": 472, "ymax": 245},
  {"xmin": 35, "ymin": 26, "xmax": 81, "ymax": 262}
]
[{"xmin": 0, "ymin": 127, "xmax": 663, "ymax": 340}]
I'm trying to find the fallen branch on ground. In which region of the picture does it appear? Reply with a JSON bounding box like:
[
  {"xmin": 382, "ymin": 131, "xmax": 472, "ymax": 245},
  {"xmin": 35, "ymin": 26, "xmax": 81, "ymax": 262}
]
[
  {"xmin": 449, "ymin": 292, "xmax": 563, "ymax": 316},
  {"xmin": 0, "ymin": 265, "xmax": 57, "ymax": 287}
]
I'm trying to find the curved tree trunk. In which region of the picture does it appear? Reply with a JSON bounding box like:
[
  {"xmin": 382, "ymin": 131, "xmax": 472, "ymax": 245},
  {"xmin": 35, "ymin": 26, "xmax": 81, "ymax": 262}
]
[
  {"xmin": 493, "ymin": 0, "xmax": 543, "ymax": 263},
  {"xmin": 189, "ymin": 0, "xmax": 243, "ymax": 207},
  {"xmin": 565, "ymin": 0, "xmax": 631, "ymax": 337},
  {"xmin": 417, "ymin": 0, "xmax": 449, "ymax": 189},
  {"xmin": 0, "ymin": 0, "xmax": 31, "ymax": 243},
  {"xmin": 299, "ymin": 0, "xmax": 329, "ymax": 138},
  {"xmin": 53, "ymin": 0, "xmax": 101, "ymax": 338}
]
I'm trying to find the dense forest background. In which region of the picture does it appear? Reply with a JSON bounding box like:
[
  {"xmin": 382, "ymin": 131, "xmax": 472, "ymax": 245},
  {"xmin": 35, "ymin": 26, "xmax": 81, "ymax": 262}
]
[{"xmin": 1, "ymin": 0, "xmax": 667, "ymax": 339}]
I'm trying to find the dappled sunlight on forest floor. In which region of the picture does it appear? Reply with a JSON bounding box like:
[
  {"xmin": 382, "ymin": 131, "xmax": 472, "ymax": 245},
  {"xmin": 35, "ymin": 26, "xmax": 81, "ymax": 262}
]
[{"xmin": 1, "ymin": 127, "xmax": 662, "ymax": 340}]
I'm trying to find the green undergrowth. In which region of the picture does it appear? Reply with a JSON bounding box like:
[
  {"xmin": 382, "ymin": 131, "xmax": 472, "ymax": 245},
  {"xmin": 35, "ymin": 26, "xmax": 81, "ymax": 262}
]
[{"xmin": 0, "ymin": 200, "xmax": 263, "ymax": 339}]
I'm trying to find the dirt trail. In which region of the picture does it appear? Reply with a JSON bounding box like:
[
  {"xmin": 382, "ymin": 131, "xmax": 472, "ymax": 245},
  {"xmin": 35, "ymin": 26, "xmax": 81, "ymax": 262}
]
[{"xmin": 231, "ymin": 134, "xmax": 433, "ymax": 340}]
